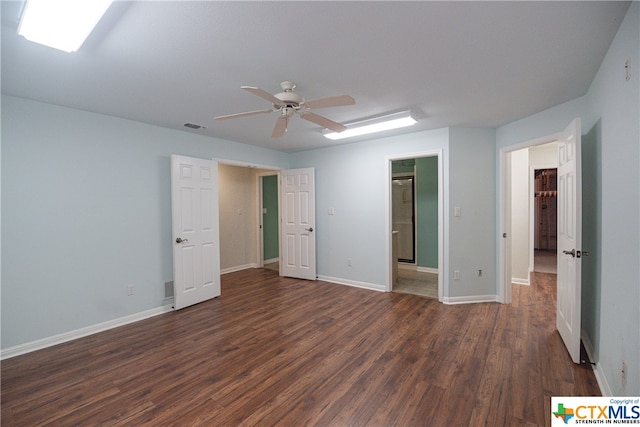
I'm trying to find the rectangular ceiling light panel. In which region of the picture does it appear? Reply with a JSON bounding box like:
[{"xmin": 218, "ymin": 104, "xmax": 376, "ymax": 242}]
[
  {"xmin": 18, "ymin": 0, "xmax": 113, "ymax": 52},
  {"xmin": 324, "ymin": 111, "xmax": 417, "ymax": 140}
]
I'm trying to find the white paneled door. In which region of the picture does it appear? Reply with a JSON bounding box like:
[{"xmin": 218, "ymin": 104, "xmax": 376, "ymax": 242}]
[
  {"xmin": 171, "ymin": 155, "xmax": 221, "ymax": 310},
  {"xmin": 281, "ymin": 168, "xmax": 316, "ymax": 280},
  {"xmin": 556, "ymin": 118, "xmax": 582, "ymax": 363}
]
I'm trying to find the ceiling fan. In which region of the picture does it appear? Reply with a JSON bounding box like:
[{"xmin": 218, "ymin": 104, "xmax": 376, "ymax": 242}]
[{"xmin": 214, "ymin": 81, "xmax": 355, "ymax": 138}]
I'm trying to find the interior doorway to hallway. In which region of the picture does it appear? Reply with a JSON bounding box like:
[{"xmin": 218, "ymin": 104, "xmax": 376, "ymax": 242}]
[
  {"xmin": 217, "ymin": 163, "xmax": 279, "ymax": 275},
  {"xmin": 507, "ymin": 142, "xmax": 558, "ymax": 287}
]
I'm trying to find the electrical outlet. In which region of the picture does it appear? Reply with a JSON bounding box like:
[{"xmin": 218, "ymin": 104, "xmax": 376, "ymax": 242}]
[
  {"xmin": 454, "ymin": 270, "xmax": 460, "ymax": 280},
  {"xmin": 625, "ymin": 58, "xmax": 631, "ymax": 82},
  {"xmin": 347, "ymin": 258, "xmax": 352, "ymax": 267},
  {"xmin": 127, "ymin": 284, "xmax": 135, "ymax": 296}
]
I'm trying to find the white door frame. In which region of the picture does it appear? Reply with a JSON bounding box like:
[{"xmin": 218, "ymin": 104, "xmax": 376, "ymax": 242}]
[
  {"xmin": 386, "ymin": 150, "xmax": 444, "ymax": 300},
  {"xmin": 498, "ymin": 134, "xmax": 561, "ymax": 303}
]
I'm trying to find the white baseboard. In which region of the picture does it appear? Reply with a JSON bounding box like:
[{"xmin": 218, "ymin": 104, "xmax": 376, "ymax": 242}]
[
  {"xmin": 442, "ymin": 294, "xmax": 499, "ymax": 305},
  {"xmin": 398, "ymin": 264, "xmax": 438, "ymax": 274},
  {"xmin": 221, "ymin": 263, "xmax": 257, "ymax": 275},
  {"xmin": 1, "ymin": 304, "xmax": 174, "ymax": 360},
  {"xmin": 264, "ymin": 257, "xmax": 278, "ymax": 265},
  {"xmin": 316, "ymin": 275, "xmax": 386, "ymax": 292},
  {"xmin": 512, "ymin": 277, "xmax": 530, "ymax": 285},
  {"xmin": 581, "ymin": 331, "xmax": 612, "ymax": 396},
  {"xmin": 398, "ymin": 263, "xmax": 416, "ymax": 270}
]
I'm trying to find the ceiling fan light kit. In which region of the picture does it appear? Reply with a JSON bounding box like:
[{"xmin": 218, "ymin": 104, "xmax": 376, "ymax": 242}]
[
  {"xmin": 214, "ymin": 81, "xmax": 355, "ymax": 138},
  {"xmin": 323, "ymin": 110, "xmax": 417, "ymax": 140}
]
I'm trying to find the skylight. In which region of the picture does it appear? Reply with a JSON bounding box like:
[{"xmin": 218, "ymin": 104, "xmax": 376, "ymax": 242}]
[{"xmin": 18, "ymin": 0, "xmax": 113, "ymax": 52}]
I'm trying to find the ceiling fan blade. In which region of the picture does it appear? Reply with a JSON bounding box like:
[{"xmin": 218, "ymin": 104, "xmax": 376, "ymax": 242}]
[
  {"xmin": 300, "ymin": 112, "xmax": 347, "ymax": 133},
  {"xmin": 303, "ymin": 94, "xmax": 356, "ymax": 109},
  {"xmin": 241, "ymin": 86, "xmax": 285, "ymax": 107},
  {"xmin": 272, "ymin": 115, "xmax": 288, "ymax": 138},
  {"xmin": 214, "ymin": 109, "xmax": 273, "ymax": 120}
]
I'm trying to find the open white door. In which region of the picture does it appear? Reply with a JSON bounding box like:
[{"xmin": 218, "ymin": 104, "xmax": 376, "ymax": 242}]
[
  {"xmin": 556, "ymin": 118, "xmax": 582, "ymax": 363},
  {"xmin": 281, "ymin": 168, "xmax": 316, "ymax": 280},
  {"xmin": 171, "ymin": 155, "xmax": 221, "ymax": 310}
]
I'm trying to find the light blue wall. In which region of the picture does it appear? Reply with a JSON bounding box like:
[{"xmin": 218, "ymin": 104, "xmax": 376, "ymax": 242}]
[
  {"xmin": 585, "ymin": 2, "xmax": 639, "ymax": 396},
  {"xmin": 448, "ymin": 128, "xmax": 496, "ymax": 298},
  {"xmin": 1, "ymin": 95, "xmax": 289, "ymax": 348},
  {"xmin": 289, "ymin": 126, "xmax": 497, "ymax": 301},
  {"xmin": 494, "ymin": 3, "xmax": 639, "ymax": 395},
  {"xmin": 289, "ymin": 128, "xmax": 450, "ymax": 290}
]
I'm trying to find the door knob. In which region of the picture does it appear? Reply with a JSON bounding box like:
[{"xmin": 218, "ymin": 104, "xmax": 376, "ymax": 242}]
[
  {"xmin": 562, "ymin": 249, "xmax": 575, "ymax": 257},
  {"xmin": 176, "ymin": 237, "xmax": 189, "ymax": 244},
  {"xmin": 305, "ymin": 227, "xmax": 313, "ymax": 232}
]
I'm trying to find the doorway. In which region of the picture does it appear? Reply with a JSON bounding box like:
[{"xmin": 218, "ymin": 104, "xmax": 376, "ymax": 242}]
[
  {"xmin": 387, "ymin": 153, "xmax": 443, "ymax": 299},
  {"xmin": 500, "ymin": 118, "xmax": 584, "ymax": 363},
  {"xmin": 533, "ymin": 167, "xmax": 557, "ymax": 274},
  {"xmin": 216, "ymin": 162, "xmax": 279, "ymax": 275},
  {"xmin": 504, "ymin": 141, "xmax": 558, "ymax": 296},
  {"xmin": 258, "ymin": 173, "xmax": 279, "ymax": 271}
]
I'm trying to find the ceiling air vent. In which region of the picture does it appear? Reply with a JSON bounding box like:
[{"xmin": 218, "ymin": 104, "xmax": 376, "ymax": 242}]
[{"xmin": 184, "ymin": 123, "xmax": 205, "ymax": 130}]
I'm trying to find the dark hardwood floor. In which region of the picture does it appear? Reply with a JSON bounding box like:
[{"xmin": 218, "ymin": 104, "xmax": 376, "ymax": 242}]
[{"xmin": 1, "ymin": 269, "xmax": 599, "ymax": 426}]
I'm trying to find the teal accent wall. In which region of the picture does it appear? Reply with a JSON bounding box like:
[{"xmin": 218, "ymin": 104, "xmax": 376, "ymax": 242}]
[
  {"xmin": 391, "ymin": 157, "xmax": 439, "ymax": 269},
  {"xmin": 392, "ymin": 159, "xmax": 415, "ymax": 174},
  {"xmin": 416, "ymin": 157, "xmax": 438, "ymax": 269},
  {"xmin": 262, "ymin": 175, "xmax": 279, "ymax": 260}
]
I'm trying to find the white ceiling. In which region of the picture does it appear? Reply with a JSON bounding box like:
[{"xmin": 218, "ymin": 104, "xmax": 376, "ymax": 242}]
[{"xmin": 1, "ymin": 1, "xmax": 630, "ymax": 152}]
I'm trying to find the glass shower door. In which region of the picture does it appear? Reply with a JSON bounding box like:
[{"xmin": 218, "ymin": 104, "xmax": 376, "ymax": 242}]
[{"xmin": 392, "ymin": 176, "xmax": 415, "ymax": 263}]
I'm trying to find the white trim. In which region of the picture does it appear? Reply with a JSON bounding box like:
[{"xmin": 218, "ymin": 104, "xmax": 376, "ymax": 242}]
[
  {"xmin": 512, "ymin": 277, "xmax": 530, "ymax": 285},
  {"xmin": 264, "ymin": 257, "xmax": 279, "ymax": 265},
  {"xmin": 1, "ymin": 304, "xmax": 174, "ymax": 360},
  {"xmin": 400, "ymin": 264, "xmax": 438, "ymax": 275},
  {"xmin": 591, "ymin": 363, "xmax": 612, "ymax": 396},
  {"xmin": 221, "ymin": 263, "xmax": 257, "ymax": 275},
  {"xmin": 581, "ymin": 331, "xmax": 611, "ymax": 396},
  {"xmin": 417, "ymin": 266, "xmax": 439, "ymax": 274},
  {"xmin": 442, "ymin": 295, "xmax": 499, "ymax": 305},
  {"xmin": 317, "ymin": 275, "xmax": 386, "ymax": 292},
  {"xmin": 214, "ymin": 158, "xmax": 281, "ymax": 171}
]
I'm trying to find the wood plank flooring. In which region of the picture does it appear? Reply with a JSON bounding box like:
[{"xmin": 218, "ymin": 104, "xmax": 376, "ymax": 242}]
[{"xmin": 1, "ymin": 269, "xmax": 599, "ymax": 426}]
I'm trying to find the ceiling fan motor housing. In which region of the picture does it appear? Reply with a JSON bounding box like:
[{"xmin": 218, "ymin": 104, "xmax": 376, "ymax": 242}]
[{"xmin": 274, "ymin": 91, "xmax": 303, "ymax": 109}]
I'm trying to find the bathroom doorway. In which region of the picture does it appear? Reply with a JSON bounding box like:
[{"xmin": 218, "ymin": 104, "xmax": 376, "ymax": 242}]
[{"xmin": 388, "ymin": 154, "xmax": 442, "ymax": 299}]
